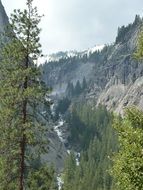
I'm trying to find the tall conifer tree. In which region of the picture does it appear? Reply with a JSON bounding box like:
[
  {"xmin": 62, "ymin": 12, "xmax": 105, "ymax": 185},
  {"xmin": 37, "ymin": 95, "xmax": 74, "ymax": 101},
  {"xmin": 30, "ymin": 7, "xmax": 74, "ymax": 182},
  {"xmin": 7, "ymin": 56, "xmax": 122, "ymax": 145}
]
[{"xmin": 0, "ymin": 0, "xmax": 56, "ymax": 189}]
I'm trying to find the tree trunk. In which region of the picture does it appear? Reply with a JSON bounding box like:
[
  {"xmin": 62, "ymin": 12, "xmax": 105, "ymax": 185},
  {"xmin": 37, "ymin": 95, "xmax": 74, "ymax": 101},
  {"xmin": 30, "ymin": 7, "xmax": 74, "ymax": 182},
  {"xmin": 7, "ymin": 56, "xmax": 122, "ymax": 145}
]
[
  {"xmin": 19, "ymin": 55, "xmax": 28, "ymax": 190},
  {"xmin": 20, "ymin": 134, "xmax": 26, "ymax": 190}
]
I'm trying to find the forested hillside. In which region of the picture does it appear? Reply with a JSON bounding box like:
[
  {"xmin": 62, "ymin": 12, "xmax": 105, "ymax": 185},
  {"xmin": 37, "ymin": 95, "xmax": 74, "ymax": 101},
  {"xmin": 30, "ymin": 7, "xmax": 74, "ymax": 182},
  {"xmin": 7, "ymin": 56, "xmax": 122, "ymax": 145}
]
[
  {"xmin": 40, "ymin": 14, "xmax": 143, "ymax": 190},
  {"xmin": 62, "ymin": 105, "xmax": 117, "ymax": 190},
  {"xmin": 41, "ymin": 15, "xmax": 143, "ymax": 113},
  {"xmin": 0, "ymin": 0, "xmax": 143, "ymax": 189}
]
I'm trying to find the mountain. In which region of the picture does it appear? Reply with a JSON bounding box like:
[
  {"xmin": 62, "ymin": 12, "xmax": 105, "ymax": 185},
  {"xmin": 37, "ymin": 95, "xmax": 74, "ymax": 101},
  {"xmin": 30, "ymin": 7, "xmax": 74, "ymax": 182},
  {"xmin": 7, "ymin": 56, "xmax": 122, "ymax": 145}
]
[
  {"xmin": 0, "ymin": 0, "xmax": 9, "ymax": 32},
  {"xmin": 1, "ymin": 0, "xmax": 143, "ymax": 183},
  {"xmin": 44, "ymin": 45, "xmax": 105, "ymax": 63},
  {"xmin": 41, "ymin": 15, "xmax": 143, "ymax": 115},
  {"xmin": 40, "ymin": 17, "xmax": 143, "ymax": 184}
]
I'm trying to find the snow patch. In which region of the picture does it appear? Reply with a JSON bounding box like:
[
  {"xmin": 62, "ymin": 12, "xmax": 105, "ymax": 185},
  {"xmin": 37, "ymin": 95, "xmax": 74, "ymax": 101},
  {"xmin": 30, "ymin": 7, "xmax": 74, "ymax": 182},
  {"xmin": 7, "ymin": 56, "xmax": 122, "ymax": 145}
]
[
  {"xmin": 39, "ymin": 45, "xmax": 105, "ymax": 64},
  {"xmin": 87, "ymin": 44, "xmax": 105, "ymax": 55}
]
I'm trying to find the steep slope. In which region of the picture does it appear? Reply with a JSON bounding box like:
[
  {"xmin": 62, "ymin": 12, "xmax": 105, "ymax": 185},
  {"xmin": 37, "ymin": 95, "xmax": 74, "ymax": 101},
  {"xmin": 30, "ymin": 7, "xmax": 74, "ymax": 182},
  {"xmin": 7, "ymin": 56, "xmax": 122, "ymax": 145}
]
[
  {"xmin": 96, "ymin": 17, "xmax": 143, "ymax": 113},
  {"xmin": 41, "ymin": 15, "xmax": 143, "ymax": 114},
  {"xmin": 0, "ymin": 0, "xmax": 9, "ymax": 32},
  {"xmin": 40, "ymin": 16, "xmax": 143, "ymax": 189}
]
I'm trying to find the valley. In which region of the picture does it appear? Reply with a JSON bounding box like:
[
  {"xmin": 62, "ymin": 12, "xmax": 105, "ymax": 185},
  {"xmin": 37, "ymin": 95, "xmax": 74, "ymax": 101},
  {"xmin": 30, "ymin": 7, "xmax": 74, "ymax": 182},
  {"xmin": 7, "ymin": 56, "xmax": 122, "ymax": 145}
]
[{"xmin": 0, "ymin": 0, "xmax": 143, "ymax": 189}]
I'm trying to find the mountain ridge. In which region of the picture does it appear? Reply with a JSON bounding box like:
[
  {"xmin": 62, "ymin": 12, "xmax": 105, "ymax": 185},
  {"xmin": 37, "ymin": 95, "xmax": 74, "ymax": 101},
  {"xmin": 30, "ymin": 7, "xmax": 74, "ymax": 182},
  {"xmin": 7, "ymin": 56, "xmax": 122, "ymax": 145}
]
[
  {"xmin": 41, "ymin": 15, "xmax": 143, "ymax": 115},
  {"xmin": 1, "ymin": 0, "xmax": 143, "ymax": 174}
]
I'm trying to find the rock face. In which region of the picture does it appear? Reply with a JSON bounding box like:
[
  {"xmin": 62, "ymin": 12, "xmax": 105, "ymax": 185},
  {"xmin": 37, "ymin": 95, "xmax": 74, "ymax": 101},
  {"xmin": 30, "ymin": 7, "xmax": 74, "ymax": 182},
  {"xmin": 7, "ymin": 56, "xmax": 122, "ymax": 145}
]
[
  {"xmin": 42, "ymin": 125, "xmax": 67, "ymax": 172},
  {"xmin": 0, "ymin": 0, "xmax": 9, "ymax": 32},
  {"xmin": 41, "ymin": 16, "xmax": 143, "ymax": 114}
]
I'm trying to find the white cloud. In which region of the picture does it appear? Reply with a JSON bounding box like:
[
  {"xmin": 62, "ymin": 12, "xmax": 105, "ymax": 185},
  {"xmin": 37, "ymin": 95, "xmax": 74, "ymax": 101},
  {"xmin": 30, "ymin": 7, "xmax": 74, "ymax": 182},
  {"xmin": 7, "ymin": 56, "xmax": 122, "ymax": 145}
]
[{"xmin": 2, "ymin": 0, "xmax": 143, "ymax": 54}]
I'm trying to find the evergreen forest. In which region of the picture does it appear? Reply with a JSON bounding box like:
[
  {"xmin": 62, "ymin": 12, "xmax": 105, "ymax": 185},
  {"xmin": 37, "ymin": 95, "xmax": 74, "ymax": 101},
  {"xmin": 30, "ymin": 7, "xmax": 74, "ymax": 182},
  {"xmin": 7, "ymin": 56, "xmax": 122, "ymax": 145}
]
[{"xmin": 0, "ymin": 0, "xmax": 143, "ymax": 190}]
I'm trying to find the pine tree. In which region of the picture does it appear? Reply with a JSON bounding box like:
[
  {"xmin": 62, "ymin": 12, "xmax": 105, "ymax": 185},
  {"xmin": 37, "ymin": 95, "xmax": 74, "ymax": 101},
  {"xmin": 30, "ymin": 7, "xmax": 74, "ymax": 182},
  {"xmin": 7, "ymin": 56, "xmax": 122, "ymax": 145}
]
[
  {"xmin": 134, "ymin": 28, "xmax": 143, "ymax": 60},
  {"xmin": 63, "ymin": 105, "xmax": 116, "ymax": 190},
  {"xmin": 111, "ymin": 108, "xmax": 143, "ymax": 190},
  {"xmin": 27, "ymin": 165, "xmax": 58, "ymax": 190},
  {"xmin": 0, "ymin": 0, "xmax": 54, "ymax": 189},
  {"xmin": 66, "ymin": 81, "xmax": 74, "ymax": 98},
  {"xmin": 62, "ymin": 152, "xmax": 76, "ymax": 190},
  {"xmin": 74, "ymin": 80, "xmax": 82, "ymax": 95},
  {"xmin": 82, "ymin": 77, "xmax": 87, "ymax": 91}
]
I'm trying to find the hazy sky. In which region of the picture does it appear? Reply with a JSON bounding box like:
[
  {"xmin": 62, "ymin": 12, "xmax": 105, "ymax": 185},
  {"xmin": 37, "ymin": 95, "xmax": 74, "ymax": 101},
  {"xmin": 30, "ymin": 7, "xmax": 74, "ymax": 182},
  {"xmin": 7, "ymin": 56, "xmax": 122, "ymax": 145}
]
[{"xmin": 2, "ymin": 0, "xmax": 143, "ymax": 54}]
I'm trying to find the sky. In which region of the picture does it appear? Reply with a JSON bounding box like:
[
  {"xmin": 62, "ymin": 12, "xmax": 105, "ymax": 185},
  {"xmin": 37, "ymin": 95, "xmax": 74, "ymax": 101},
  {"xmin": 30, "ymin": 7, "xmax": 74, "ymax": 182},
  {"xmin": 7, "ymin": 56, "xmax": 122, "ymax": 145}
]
[{"xmin": 2, "ymin": 0, "xmax": 143, "ymax": 54}]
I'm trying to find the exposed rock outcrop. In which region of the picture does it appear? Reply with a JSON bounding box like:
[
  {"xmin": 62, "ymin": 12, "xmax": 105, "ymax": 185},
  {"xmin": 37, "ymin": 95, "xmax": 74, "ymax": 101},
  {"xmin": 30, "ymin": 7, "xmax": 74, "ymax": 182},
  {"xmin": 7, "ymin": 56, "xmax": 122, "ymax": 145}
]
[
  {"xmin": 0, "ymin": 0, "xmax": 9, "ymax": 32},
  {"xmin": 41, "ymin": 16, "xmax": 143, "ymax": 115}
]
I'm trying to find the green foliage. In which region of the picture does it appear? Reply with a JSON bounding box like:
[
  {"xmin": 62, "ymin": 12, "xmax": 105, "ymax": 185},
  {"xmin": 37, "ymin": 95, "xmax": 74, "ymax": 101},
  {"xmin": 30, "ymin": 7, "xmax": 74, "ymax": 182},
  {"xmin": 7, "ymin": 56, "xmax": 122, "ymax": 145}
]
[
  {"xmin": 115, "ymin": 16, "xmax": 142, "ymax": 44},
  {"xmin": 67, "ymin": 104, "xmax": 114, "ymax": 150},
  {"xmin": 62, "ymin": 152, "xmax": 76, "ymax": 190},
  {"xmin": 0, "ymin": 0, "xmax": 53, "ymax": 189},
  {"xmin": 74, "ymin": 80, "xmax": 82, "ymax": 95},
  {"xmin": 65, "ymin": 78, "xmax": 87, "ymax": 99},
  {"xmin": 66, "ymin": 81, "xmax": 74, "ymax": 98},
  {"xmin": 133, "ymin": 15, "xmax": 142, "ymax": 26},
  {"xmin": 116, "ymin": 15, "xmax": 141, "ymax": 45},
  {"xmin": 55, "ymin": 97, "xmax": 71, "ymax": 120},
  {"xmin": 134, "ymin": 29, "xmax": 143, "ymax": 60},
  {"xmin": 133, "ymin": 15, "xmax": 143, "ymax": 60},
  {"xmin": 111, "ymin": 107, "xmax": 143, "ymax": 190},
  {"xmin": 116, "ymin": 24, "xmax": 132, "ymax": 44},
  {"xmin": 82, "ymin": 77, "xmax": 87, "ymax": 90},
  {"xmin": 63, "ymin": 105, "xmax": 117, "ymax": 190},
  {"xmin": 27, "ymin": 165, "xmax": 58, "ymax": 190}
]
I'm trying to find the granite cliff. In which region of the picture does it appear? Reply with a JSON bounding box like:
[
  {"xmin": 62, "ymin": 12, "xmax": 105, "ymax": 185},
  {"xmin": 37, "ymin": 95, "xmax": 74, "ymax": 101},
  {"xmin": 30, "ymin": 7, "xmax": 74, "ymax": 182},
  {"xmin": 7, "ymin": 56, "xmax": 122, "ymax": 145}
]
[
  {"xmin": 0, "ymin": 0, "xmax": 8, "ymax": 32},
  {"xmin": 41, "ymin": 15, "xmax": 143, "ymax": 115}
]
